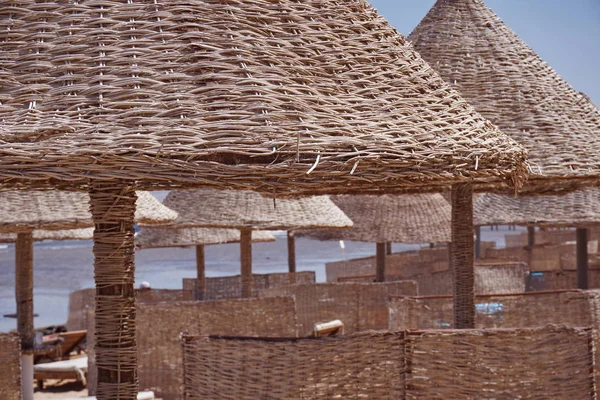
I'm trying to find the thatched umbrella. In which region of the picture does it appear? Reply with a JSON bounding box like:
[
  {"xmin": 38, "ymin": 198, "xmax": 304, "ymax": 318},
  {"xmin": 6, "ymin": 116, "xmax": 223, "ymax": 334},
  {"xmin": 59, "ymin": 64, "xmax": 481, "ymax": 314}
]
[
  {"xmin": 474, "ymin": 190, "xmax": 600, "ymax": 288},
  {"xmin": 0, "ymin": 1, "xmax": 527, "ymax": 397},
  {"xmin": 298, "ymin": 194, "xmax": 451, "ymax": 281},
  {"xmin": 0, "ymin": 191, "xmax": 175, "ymax": 400},
  {"xmin": 136, "ymin": 227, "xmax": 276, "ymax": 299},
  {"xmin": 410, "ymin": 0, "xmax": 600, "ymax": 327},
  {"xmin": 160, "ymin": 190, "xmax": 353, "ymax": 297}
]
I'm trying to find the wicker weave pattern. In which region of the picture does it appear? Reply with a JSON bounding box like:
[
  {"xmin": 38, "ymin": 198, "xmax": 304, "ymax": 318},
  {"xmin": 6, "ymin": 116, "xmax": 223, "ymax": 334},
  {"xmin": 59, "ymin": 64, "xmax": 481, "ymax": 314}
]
[
  {"xmin": 0, "ymin": 334, "xmax": 21, "ymax": 400},
  {"xmin": 259, "ymin": 282, "xmax": 417, "ymax": 336},
  {"xmin": 475, "ymin": 190, "xmax": 600, "ymax": 227},
  {"xmin": 410, "ymin": 0, "xmax": 600, "ymax": 188},
  {"xmin": 135, "ymin": 227, "xmax": 275, "ymax": 248},
  {"xmin": 162, "ymin": 190, "xmax": 352, "ymax": 230},
  {"xmin": 181, "ymin": 326, "xmax": 594, "ymax": 399},
  {"xmin": 0, "ymin": 1, "xmax": 527, "ymax": 193},
  {"xmin": 182, "ymin": 272, "xmax": 316, "ymax": 301},
  {"xmin": 297, "ymin": 194, "xmax": 451, "ymax": 243}
]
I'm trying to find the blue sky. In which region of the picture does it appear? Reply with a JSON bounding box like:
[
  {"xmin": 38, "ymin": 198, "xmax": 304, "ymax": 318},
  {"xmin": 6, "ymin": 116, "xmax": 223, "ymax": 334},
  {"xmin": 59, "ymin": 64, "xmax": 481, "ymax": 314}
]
[{"xmin": 369, "ymin": 0, "xmax": 600, "ymax": 105}]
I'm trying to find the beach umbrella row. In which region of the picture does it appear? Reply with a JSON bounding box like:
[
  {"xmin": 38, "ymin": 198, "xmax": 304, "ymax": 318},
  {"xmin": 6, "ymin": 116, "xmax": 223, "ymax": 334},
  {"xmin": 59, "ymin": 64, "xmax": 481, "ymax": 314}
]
[{"xmin": 0, "ymin": 0, "xmax": 527, "ymax": 397}]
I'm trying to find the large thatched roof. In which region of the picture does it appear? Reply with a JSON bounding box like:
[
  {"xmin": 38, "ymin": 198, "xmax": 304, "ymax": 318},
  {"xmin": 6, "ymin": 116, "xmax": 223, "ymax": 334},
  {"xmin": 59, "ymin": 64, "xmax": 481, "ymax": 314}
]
[
  {"xmin": 297, "ymin": 194, "xmax": 451, "ymax": 243},
  {"xmin": 0, "ymin": 191, "xmax": 177, "ymax": 233},
  {"xmin": 409, "ymin": 0, "xmax": 600, "ymax": 193},
  {"xmin": 135, "ymin": 227, "xmax": 275, "ymax": 249},
  {"xmin": 474, "ymin": 189, "xmax": 600, "ymax": 228},
  {"xmin": 0, "ymin": 0, "xmax": 526, "ymax": 194},
  {"xmin": 161, "ymin": 190, "xmax": 353, "ymax": 231}
]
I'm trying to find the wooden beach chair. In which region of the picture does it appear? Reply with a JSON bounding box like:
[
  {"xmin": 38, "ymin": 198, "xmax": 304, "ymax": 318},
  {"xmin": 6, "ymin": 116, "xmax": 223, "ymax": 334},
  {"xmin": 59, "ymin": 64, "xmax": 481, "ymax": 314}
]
[
  {"xmin": 34, "ymin": 356, "xmax": 87, "ymax": 389},
  {"xmin": 49, "ymin": 391, "xmax": 155, "ymax": 400},
  {"xmin": 313, "ymin": 320, "xmax": 344, "ymax": 337},
  {"xmin": 35, "ymin": 330, "xmax": 87, "ymax": 363}
]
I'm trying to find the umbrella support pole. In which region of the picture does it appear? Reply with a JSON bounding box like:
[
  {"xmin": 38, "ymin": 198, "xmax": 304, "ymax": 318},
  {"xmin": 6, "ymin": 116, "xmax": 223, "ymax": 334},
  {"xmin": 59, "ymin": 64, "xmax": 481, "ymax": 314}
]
[
  {"xmin": 577, "ymin": 228, "xmax": 589, "ymax": 289},
  {"xmin": 89, "ymin": 183, "xmax": 138, "ymax": 400},
  {"xmin": 386, "ymin": 242, "xmax": 392, "ymax": 255},
  {"xmin": 376, "ymin": 242, "xmax": 386, "ymax": 282},
  {"xmin": 474, "ymin": 226, "xmax": 481, "ymax": 259},
  {"xmin": 195, "ymin": 245, "xmax": 206, "ymax": 300},
  {"xmin": 240, "ymin": 229, "xmax": 252, "ymax": 298},
  {"xmin": 527, "ymin": 226, "xmax": 535, "ymax": 247},
  {"xmin": 16, "ymin": 231, "xmax": 34, "ymax": 400},
  {"xmin": 451, "ymin": 183, "xmax": 475, "ymax": 329},
  {"xmin": 287, "ymin": 231, "xmax": 297, "ymax": 283}
]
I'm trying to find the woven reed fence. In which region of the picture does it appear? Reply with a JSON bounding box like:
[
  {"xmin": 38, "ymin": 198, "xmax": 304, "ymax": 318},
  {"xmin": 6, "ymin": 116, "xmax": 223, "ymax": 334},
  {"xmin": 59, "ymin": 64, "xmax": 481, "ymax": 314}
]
[
  {"xmin": 66, "ymin": 288, "xmax": 194, "ymax": 331},
  {"xmin": 182, "ymin": 326, "xmax": 594, "ymax": 399},
  {"xmin": 528, "ymin": 270, "xmax": 600, "ymax": 291},
  {"xmin": 259, "ymin": 282, "xmax": 417, "ymax": 336},
  {"xmin": 182, "ymin": 271, "xmax": 315, "ymax": 300},
  {"xmin": 89, "ymin": 297, "xmax": 298, "ymax": 400},
  {"xmin": 0, "ymin": 334, "xmax": 21, "ymax": 400}
]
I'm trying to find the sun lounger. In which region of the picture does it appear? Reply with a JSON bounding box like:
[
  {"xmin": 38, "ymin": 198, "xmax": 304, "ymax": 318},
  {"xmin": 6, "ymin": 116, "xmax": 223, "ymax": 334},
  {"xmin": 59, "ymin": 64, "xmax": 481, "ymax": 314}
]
[
  {"xmin": 34, "ymin": 356, "xmax": 87, "ymax": 389},
  {"xmin": 313, "ymin": 319, "xmax": 344, "ymax": 337},
  {"xmin": 35, "ymin": 330, "xmax": 87, "ymax": 363},
  {"xmin": 51, "ymin": 391, "xmax": 155, "ymax": 400}
]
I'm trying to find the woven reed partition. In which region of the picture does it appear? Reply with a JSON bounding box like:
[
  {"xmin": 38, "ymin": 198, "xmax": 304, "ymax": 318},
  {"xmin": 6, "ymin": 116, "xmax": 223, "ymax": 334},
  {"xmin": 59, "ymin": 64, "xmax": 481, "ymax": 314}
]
[
  {"xmin": 181, "ymin": 326, "xmax": 594, "ymax": 399},
  {"xmin": 89, "ymin": 297, "xmax": 298, "ymax": 400},
  {"xmin": 259, "ymin": 282, "xmax": 417, "ymax": 336},
  {"xmin": 182, "ymin": 271, "xmax": 315, "ymax": 300},
  {"xmin": 528, "ymin": 270, "xmax": 600, "ymax": 291},
  {"xmin": 0, "ymin": 334, "xmax": 22, "ymax": 400}
]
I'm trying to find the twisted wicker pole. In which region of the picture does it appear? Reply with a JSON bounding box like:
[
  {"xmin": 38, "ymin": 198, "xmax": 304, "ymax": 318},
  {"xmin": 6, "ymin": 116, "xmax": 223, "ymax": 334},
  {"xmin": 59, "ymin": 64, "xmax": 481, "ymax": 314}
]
[
  {"xmin": 89, "ymin": 183, "xmax": 138, "ymax": 400},
  {"xmin": 195, "ymin": 245, "xmax": 206, "ymax": 300},
  {"xmin": 375, "ymin": 242, "xmax": 386, "ymax": 282},
  {"xmin": 240, "ymin": 229, "xmax": 252, "ymax": 298},
  {"xmin": 576, "ymin": 228, "xmax": 589, "ymax": 289},
  {"xmin": 451, "ymin": 183, "xmax": 475, "ymax": 329},
  {"xmin": 16, "ymin": 231, "xmax": 34, "ymax": 400}
]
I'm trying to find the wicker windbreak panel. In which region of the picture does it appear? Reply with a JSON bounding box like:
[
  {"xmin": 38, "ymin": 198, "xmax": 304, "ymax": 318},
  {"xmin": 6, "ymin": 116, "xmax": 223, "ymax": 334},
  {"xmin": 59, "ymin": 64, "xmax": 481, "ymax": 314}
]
[
  {"xmin": 181, "ymin": 326, "xmax": 594, "ymax": 399},
  {"xmin": 136, "ymin": 297, "xmax": 298, "ymax": 400},
  {"xmin": 182, "ymin": 332, "xmax": 406, "ymax": 400},
  {"xmin": 259, "ymin": 282, "xmax": 417, "ymax": 336},
  {"xmin": 0, "ymin": 334, "xmax": 21, "ymax": 400},
  {"xmin": 182, "ymin": 271, "xmax": 316, "ymax": 301}
]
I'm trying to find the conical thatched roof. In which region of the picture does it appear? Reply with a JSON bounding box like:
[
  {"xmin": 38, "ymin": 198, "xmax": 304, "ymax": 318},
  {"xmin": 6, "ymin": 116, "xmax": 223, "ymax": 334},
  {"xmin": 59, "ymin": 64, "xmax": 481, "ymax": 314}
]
[
  {"xmin": 297, "ymin": 194, "xmax": 451, "ymax": 243},
  {"xmin": 409, "ymin": 0, "xmax": 600, "ymax": 192},
  {"xmin": 135, "ymin": 227, "xmax": 275, "ymax": 249},
  {"xmin": 474, "ymin": 189, "xmax": 600, "ymax": 228},
  {"xmin": 0, "ymin": 191, "xmax": 177, "ymax": 233},
  {"xmin": 162, "ymin": 190, "xmax": 353, "ymax": 231},
  {"xmin": 0, "ymin": 228, "xmax": 94, "ymax": 243},
  {"xmin": 0, "ymin": 0, "xmax": 527, "ymax": 194}
]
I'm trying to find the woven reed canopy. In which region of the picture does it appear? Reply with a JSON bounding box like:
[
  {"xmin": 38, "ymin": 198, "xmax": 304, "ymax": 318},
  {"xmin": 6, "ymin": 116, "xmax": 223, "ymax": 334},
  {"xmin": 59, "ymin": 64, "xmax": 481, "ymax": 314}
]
[
  {"xmin": 0, "ymin": 191, "xmax": 177, "ymax": 233},
  {"xmin": 409, "ymin": 0, "xmax": 600, "ymax": 192},
  {"xmin": 136, "ymin": 227, "xmax": 275, "ymax": 249},
  {"xmin": 0, "ymin": 0, "xmax": 527, "ymax": 195},
  {"xmin": 474, "ymin": 190, "xmax": 600, "ymax": 228},
  {"xmin": 0, "ymin": 228, "xmax": 94, "ymax": 243},
  {"xmin": 298, "ymin": 194, "xmax": 451, "ymax": 243},
  {"xmin": 162, "ymin": 190, "xmax": 353, "ymax": 230}
]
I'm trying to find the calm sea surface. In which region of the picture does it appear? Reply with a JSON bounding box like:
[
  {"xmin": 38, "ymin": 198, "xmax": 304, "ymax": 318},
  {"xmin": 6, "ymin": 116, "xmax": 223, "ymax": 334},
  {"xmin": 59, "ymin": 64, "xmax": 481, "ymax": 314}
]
[{"xmin": 0, "ymin": 227, "xmax": 518, "ymax": 332}]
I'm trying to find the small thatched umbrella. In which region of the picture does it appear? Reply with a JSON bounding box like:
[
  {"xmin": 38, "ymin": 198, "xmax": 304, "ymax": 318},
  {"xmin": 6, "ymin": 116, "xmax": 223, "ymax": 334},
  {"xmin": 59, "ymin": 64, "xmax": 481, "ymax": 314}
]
[
  {"xmin": 298, "ymin": 194, "xmax": 451, "ymax": 281},
  {"xmin": 0, "ymin": 1, "xmax": 528, "ymax": 397},
  {"xmin": 136, "ymin": 227, "xmax": 276, "ymax": 299},
  {"xmin": 161, "ymin": 190, "xmax": 353, "ymax": 297},
  {"xmin": 474, "ymin": 190, "xmax": 600, "ymax": 288},
  {"xmin": 0, "ymin": 191, "xmax": 176, "ymax": 400}
]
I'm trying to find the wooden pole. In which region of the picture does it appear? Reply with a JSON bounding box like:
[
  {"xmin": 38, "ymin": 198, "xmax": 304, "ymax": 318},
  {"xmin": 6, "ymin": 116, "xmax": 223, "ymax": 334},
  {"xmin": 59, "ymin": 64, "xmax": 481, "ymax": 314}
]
[
  {"xmin": 287, "ymin": 231, "xmax": 296, "ymax": 273},
  {"xmin": 577, "ymin": 228, "xmax": 589, "ymax": 289},
  {"xmin": 240, "ymin": 229, "xmax": 253, "ymax": 298},
  {"xmin": 474, "ymin": 226, "xmax": 481, "ymax": 259},
  {"xmin": 527, "ymin": 226, "xmax": 535, "ymax": 247},
  {"xmin": 376, "ymin": 242, "xmax": 386, "ymax": 282},
  {"xmin": 89, "ymin": 183, "xmax": 138, "ymax": 400},
  {"xmin": 195, "ymin": 244, "xmax": 206, "ymax": 300},
  {"xmin": 386, "ymin": 242, "xmax": 392, "ymax": 255},
  {"xmin": 451, "ymin": 183, "xmax": 475, "ymax": 329},
  {"xmin": 16, "ymin": 231, "xmax": 34, "ymax": 400}
]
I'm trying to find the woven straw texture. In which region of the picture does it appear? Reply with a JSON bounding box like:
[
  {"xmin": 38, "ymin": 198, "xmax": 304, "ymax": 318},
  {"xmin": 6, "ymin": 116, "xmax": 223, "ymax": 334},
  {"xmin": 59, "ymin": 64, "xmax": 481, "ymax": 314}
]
[
  {"xmin": 410, "ymin": 0, "xmax": 600, "ymax": 190},
  {"xmin": 182, "ymin": 271, "xmax": 316, "ymax": 301},
  {"xmin": 0, "ymin": 191, "xmax": 176, "ymax": 233},
  {"xmin": 136, "ymin": 297, "xmax": 298, "ymax": 400},
  {"xmin": 297, "ymin": 194, "xmax": 450, "ymax": 243},
  {"xmin": 136, "ymin": 227, "xmax": 275, "ymax": 248},
  {"xmin": 0, "ymin": 334, "xmax": 21, "ymax": 400},
  {"xmin": 0, "ymin": 1, "xmax": 527, "ymax": 194},
  {"xmin": 0, "ymin": 228, "xmax": 94, "ymax": 243},
  {"xmin": 181, "ymin": 326, "xmax": 594, "ymax": 399},
  {"xmin": 474, "ymin": 190, "xmax": 600, "ymax": 227},
  {"xmin": 259, "ymin": 282, "xmax": 417, "ymax": 336},
  {"xmin": 162, "ymin": 190, "xmax": 352, "ymax": 230}
]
